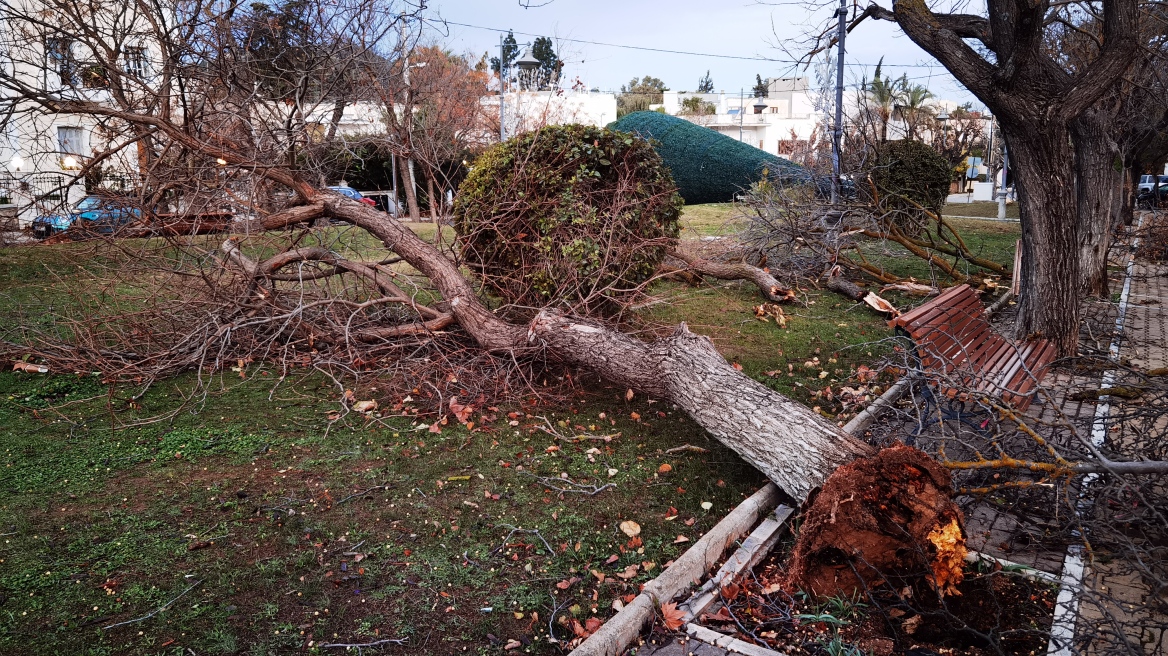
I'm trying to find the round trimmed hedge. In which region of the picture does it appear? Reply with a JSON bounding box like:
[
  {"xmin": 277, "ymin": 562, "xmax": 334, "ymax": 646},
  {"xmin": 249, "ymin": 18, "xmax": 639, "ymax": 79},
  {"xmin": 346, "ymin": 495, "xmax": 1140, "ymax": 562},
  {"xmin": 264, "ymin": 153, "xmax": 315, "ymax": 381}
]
[
  {"xmin": 453, "ymin": 124, "xmax": 683, "ymax": 314},
  {"xmin": 609, "ymin": 111, "xmax": 806, "ymax": 204},
  {"xmin": 872, "ymin": 139, "xmax": 951, "ymax": 215}
]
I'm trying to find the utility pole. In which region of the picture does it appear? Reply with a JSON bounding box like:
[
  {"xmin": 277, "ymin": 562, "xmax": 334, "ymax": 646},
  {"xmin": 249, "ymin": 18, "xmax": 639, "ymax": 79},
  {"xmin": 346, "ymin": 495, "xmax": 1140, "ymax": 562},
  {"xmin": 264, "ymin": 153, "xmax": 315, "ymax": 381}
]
[
  {"xmin": 830, "ymin": 0, "xmax": 847, "ymax": 205},
  {"xmin": 739, "ymin": 88, "xmax": 744, "ymax": 142},
  {"xmin": 499, "ymin": 33, "xmax": 506, "ymax": 142}
]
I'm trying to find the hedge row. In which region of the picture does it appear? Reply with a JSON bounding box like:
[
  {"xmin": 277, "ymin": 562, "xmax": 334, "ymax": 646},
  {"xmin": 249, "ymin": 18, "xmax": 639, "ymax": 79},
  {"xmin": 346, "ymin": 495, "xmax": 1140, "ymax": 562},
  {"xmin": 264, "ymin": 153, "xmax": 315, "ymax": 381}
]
[{"xmin": 609, "ymin": 111, "xmax": 806, "ymax": 204}]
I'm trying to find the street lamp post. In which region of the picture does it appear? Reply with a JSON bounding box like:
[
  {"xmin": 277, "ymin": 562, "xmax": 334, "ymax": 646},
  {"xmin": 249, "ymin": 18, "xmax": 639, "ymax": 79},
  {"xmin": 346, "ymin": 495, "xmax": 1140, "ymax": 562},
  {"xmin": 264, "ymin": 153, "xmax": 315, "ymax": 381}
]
[
  {"xmin": 513, "ymin": 46, "xmax": 541, "ymax": 134},
  {"xmin": 830, "ymin": 0, "xmax": 847, "ymax": 205},
  {"xmin": 498, "ymin": 34, "xmax": 507, "ymax": 142}
]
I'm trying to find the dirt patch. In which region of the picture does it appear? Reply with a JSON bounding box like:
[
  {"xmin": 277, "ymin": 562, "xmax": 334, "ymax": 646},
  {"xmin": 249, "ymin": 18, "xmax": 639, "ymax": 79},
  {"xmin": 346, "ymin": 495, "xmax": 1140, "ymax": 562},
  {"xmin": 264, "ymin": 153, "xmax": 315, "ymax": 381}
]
[{"xmin": 786, "ymin": 445, "xmax": 966, "ymax": 599}]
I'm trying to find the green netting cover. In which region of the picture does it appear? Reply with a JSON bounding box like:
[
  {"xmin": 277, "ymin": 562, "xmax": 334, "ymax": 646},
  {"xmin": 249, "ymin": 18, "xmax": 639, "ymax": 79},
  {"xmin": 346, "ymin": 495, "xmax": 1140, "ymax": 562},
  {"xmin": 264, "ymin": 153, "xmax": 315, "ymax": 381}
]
[{"xmin": 609, "ymin": 111, "xmax": 806, "ymax": 204}]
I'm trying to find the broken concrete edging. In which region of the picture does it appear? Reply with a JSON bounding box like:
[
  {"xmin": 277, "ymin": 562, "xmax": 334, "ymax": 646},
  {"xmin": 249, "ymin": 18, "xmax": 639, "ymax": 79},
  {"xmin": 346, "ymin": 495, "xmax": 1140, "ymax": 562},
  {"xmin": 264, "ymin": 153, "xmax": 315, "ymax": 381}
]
[
  {"xmin": 841, "ymin": 371, "xmax": 920, "ymax": 437},
  {"xmin": 566, "ymin": 483, "xmax": 783, "ymax": 656}
]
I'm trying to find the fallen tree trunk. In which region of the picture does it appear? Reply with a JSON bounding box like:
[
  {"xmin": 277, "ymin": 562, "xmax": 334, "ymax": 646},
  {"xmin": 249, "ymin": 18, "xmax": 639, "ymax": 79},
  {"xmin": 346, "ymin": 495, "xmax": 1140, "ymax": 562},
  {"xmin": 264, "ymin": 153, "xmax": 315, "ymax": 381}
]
[{"xmin": 324, "ymin": 198, "xmax": 875, "ymax": 498}]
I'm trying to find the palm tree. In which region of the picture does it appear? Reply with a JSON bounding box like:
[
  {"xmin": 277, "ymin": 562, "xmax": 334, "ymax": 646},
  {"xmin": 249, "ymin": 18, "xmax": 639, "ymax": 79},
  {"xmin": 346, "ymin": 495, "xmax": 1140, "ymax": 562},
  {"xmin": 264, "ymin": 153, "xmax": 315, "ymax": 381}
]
[
  {"xmin": 899, "ymin": 84, "xmax": 935, "ymax": 140},
  {"xmin": 865, "ymin": 59, "xmax": 904, "ymax": 142}
]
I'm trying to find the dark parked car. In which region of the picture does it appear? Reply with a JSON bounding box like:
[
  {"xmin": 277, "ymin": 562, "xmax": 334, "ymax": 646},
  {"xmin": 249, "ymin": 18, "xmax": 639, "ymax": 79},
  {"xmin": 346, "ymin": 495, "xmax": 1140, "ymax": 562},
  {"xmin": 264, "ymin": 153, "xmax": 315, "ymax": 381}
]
[
  {"xmin": 1137, "ymin": 183, "xmax": 1168, "ymax": 209},
  {"xmin": 32, "ymin": 195, "xmax": 142, "ymax": 239},
  {"xmin": 327, "ymin": 186, "xmax": 377, "ymax": 207}
]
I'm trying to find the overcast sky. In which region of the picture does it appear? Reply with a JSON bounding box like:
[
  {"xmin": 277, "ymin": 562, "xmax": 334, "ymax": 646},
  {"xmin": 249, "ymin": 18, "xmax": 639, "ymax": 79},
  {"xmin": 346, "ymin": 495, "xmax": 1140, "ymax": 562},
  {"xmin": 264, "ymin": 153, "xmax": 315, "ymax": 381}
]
[{"xmin": 421, "ymin": 0, "xmax": 982, "ymax": 108}]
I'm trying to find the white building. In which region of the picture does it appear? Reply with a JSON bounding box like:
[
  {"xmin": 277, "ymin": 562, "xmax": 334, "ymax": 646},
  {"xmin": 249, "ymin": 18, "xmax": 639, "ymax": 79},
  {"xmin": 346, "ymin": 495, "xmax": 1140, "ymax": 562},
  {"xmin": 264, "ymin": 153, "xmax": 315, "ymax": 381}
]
[
  {"xmin": 0, "ymin": 1, "xmax": 155, "ymax": 227},
  {"xmin": 481, "ymin": 89, "xmax": 618, "ymax": 138},
  {"xmin": 661, "ymin": 77, "xmax": 821, "ymax": 158}
]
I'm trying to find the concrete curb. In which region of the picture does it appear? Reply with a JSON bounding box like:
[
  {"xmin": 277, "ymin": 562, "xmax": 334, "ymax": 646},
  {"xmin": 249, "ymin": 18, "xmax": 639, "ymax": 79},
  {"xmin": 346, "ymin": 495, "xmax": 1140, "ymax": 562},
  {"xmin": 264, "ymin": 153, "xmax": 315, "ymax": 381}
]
[{"xmin": 566, "ymin": 484, "xmax": 782, "ymax": 656}]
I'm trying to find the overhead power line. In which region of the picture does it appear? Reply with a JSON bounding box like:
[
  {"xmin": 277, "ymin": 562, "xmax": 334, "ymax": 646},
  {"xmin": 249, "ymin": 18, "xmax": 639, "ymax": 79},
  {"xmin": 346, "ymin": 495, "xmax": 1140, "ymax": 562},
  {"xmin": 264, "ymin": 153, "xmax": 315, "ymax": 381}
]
[{"xmin": 437, "ymin": 18, "xmax": 944, "ymax": 69}]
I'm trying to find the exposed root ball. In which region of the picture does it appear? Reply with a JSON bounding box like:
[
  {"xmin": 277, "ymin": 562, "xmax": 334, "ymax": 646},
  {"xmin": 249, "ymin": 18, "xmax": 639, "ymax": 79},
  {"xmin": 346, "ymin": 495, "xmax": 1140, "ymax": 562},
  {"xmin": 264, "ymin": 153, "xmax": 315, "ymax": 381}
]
[{"xmin": 787, "ymin": 445, "xmax": 966, "ymax": 599}]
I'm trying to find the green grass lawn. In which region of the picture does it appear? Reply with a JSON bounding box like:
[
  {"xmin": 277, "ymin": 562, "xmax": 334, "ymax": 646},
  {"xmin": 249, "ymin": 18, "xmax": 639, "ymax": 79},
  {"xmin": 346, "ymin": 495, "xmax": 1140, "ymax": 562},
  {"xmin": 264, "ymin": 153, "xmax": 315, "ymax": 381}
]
[
  {"xmin": 678, "ymin": 203, "xmax": 742, "ymax": 238},
  {"xmin": 0, "ymin": 209, "xmax": 1016, "ymax": 654},
  {"xmin": 942, "ymin": 200, "xmax": 1020, "ymax": 220}
]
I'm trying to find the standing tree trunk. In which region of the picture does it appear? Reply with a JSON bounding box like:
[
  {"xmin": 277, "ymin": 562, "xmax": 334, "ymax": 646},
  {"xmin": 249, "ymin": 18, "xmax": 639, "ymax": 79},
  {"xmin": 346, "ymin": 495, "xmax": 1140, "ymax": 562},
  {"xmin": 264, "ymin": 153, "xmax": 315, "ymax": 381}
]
[
  {"xmin": 1072, "ymin": 110, "xmax": 1122, "ymax": 297},
  {"xmin": 325, "ymin": 96, "xmax": 348, "ymax": 141},
  {"xmin": 425, "ymin": 171, "xmax": 438, "ymax": 224},
  {"xmin": 397, "ymin": 154, "xmax": 420, "ymax": 221},
  {"xmin": 1006, "ymin": 122, "xmax": 1082, "ymax": 355},
  {"xmin": 869, "ymin": 0, "xmax": 1139, "ymax": 357}
]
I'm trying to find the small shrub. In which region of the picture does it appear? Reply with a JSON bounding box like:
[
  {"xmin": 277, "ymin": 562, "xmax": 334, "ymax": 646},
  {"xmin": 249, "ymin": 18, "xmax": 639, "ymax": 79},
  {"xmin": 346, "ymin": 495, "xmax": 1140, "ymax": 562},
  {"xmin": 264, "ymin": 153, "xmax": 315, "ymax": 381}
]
[{"xmin": 454, "ymin": 124, "xmax": 682, "ymax": 316}]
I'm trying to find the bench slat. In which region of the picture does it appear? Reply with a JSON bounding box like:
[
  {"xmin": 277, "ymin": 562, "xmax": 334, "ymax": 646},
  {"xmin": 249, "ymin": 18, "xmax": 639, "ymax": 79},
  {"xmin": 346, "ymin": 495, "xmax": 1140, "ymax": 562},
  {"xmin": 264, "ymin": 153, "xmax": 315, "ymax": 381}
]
[
  {"xmin": 892, "ymin": 284, "xmax": 974, "ymax": 328},
  {"xmin": 893, "ymin": 282, "xmax": 1053, "ymax": 412}
]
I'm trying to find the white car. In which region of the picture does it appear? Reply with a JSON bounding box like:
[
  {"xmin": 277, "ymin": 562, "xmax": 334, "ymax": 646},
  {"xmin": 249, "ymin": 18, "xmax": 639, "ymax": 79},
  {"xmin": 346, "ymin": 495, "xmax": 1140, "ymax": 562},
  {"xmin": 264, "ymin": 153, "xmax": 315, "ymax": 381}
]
[{"xmin": 1138, "ymin": 175, "xmax": 1168, "ymax": 194}]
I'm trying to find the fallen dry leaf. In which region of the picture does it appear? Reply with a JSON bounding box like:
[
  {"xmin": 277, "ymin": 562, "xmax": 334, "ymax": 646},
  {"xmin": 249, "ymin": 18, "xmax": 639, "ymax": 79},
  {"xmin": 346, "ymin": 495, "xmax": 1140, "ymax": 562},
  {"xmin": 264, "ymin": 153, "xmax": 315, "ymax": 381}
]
[
  {"xmin": 625, "ymin": 388, "xmax": 634, "ymax": 401},
  {"xmin": 352, "ymin": 400, "xmax": 377, "ymax": 413},
  {"xmin": 555, "ymin": 576, "xmax": 581, "ymax": 590},
  {"xmin": 604, "ymin": 554, "xmax": 620, "ymax": 565},
  {"xmin": 504, "ymin": 638, "xmax": 522, "ymax": 650},
  {"xmin": 657, "ymin": 463, "xmax": 672, "ymax": 474},
  {"xmin": 615, "ymin": 564, "xmax": 640, "ymax": 580},
  {"xmin": 618, "ymin": 520, "xmax": 641, "ymax": 538},
  {"xmin": 673, "ymin": 535, "xmax": 689, "ymax": 544},
  {"xmin": 448, "ymin": 396, "xmax": 474, "ymax": 424},
  {"xmin": 660, "ymin": 601, "xmax": 686, "ymax": 631}
]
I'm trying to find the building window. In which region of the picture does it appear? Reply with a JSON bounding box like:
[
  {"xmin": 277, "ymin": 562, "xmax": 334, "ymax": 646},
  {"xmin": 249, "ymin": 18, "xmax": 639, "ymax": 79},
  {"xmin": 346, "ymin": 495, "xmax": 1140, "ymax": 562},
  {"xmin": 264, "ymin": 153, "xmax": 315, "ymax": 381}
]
[
  {"xmin": 46, "ymin": 38, "xmax": 76, "ymax": 86},
  {"xmin": 759, "ymin": 141, "xmax": 764, "ymax": 150},
  {"xmin": 770, "ymin": 107, "xmax": 778, "ymax": 113},
  {"xmin": 124, "ymin": 46, "xmax": 147, "ymax": 78},
  {"xmin": 58, "ymin": 126, "xmax": 85, "ymax": 155}
]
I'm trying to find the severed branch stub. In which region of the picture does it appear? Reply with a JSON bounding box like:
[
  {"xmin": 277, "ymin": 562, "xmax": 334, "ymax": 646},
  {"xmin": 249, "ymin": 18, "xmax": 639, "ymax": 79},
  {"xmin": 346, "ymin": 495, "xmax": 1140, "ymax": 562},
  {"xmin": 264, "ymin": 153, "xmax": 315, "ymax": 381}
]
[{"xmin": 669, "ymin": 249, "xmax": 797, "ymax": 303}]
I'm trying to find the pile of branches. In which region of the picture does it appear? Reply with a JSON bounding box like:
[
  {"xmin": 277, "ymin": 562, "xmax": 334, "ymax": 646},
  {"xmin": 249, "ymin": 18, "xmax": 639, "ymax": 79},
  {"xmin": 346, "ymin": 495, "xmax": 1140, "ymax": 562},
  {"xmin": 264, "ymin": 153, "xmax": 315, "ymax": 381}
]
[
  {"xmin": 737, "ymin": 177, "xmax": 1008, "ymax": 292},
  {"xmin": 0, "ymin": 223, "xmax": 560, "ymax": 411}
]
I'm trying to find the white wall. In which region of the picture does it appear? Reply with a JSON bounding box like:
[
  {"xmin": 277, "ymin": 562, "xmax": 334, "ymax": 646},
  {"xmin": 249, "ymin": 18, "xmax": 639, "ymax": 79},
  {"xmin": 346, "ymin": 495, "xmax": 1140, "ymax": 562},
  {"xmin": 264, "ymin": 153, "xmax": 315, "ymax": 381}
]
[{"xmin": 481, "ymin": 90, "xmax": 618, "ymax": 134}]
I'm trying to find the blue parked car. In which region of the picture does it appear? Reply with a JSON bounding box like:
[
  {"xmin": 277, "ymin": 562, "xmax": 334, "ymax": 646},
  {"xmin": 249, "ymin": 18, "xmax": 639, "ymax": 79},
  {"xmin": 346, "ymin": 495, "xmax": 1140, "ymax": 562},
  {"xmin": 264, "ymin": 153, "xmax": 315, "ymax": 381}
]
[{"xmin": 32, "ymin": 195, "xmax": 142, "ymax": 239}]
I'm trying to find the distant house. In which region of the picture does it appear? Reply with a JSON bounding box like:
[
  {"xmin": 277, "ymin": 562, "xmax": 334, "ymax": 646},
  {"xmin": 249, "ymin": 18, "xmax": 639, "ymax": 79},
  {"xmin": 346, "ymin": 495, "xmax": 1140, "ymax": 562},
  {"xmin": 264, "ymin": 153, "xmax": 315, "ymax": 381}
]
[
  {"xmin": 479, "ymin": 89, "xmax": 618, "ymax": 141},
  {"xmin": 0, "ymin": 13, "xmax": 153, "ymax": 227},
  {"xmin": 661, "ymin": 77, "xmax": 819, "ymax": 158}
]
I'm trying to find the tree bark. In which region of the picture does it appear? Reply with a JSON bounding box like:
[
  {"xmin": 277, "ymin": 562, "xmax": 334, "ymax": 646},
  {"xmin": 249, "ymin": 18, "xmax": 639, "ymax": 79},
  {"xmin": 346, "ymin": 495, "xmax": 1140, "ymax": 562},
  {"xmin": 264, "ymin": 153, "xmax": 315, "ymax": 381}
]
[
  {"xmin": 827, "ymin": 275, "xmax": 866, "ymax": 301},
  {"xmin": 324, "ymin": 198, "xmax": 875, "ymax": 499},
  {"xmin": 669, "ymin": 250, "xmax": 796, "ymax": 303},
  {"xmin": 1007, "ymin": 124, "xmax": 1082, "ymax": 355},
  {"xmin": 425, "ymin": 170, "xmax": 438, "ymax": 224},
  {"xmin": 397, "ymin": 155, "xmax": 420, "ymax": 221},
  {"xmin": 1071, "ymin": 110, "xmax": 1121, "ymax": 297}
]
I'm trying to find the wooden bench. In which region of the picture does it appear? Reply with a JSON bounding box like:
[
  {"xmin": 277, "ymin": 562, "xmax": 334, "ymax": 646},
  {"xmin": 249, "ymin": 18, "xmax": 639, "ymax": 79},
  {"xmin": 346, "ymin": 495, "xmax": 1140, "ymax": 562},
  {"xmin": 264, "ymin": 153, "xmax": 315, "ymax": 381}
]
[{"xmin": 889, "ymin": 284, "xmax": 1057, "ymax": 421}]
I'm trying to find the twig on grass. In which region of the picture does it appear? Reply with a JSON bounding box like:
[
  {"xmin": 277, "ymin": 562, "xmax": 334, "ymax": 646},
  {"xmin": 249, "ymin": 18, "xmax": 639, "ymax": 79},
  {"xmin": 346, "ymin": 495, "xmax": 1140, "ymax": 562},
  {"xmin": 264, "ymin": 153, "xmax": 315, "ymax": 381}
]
[
  {"xmin": 494, "ymin": 524, "xmax": 556, "ymax": 556},
  {"xmin": 101, "ymin": 579, "xmax": 202, "ymax": 630},
  {"xmin": 319, "ymin": 637, "xmax": 408, "ymax": 650},
  {"xmin": 520, "ymin": 471, "xmax": 615, "ymax": 497},
  {"xmin": 665, "ymin": 444, "xmax": 709, "ymax": 454},
  {"xmin": 336, "ymin": 484, "xmax": 393, "ymax": 505}
]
